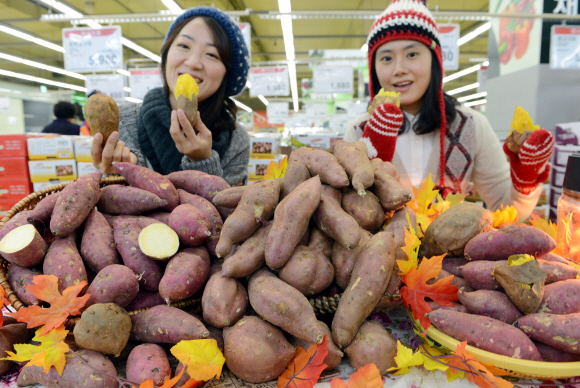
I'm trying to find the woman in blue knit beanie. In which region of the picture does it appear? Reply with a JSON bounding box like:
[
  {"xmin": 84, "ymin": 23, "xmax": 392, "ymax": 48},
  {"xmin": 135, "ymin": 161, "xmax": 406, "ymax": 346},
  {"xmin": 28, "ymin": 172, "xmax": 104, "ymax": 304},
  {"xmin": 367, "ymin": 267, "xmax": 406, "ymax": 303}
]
[{"xmin": 91, "ymin": 7, "xmax": 251, "ymax": 185}]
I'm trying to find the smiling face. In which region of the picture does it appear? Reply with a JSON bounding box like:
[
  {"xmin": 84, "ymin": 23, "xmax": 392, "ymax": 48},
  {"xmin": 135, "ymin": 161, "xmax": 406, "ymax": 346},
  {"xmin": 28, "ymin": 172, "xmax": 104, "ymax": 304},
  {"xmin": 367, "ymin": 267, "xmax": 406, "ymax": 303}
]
[
  {"xmin": 165, "ymin": 17, "xmax": 227, "ymax": 105},
  {"xmin": 373, "ymin": 40, "xmax": 432, "ymax": 115}
]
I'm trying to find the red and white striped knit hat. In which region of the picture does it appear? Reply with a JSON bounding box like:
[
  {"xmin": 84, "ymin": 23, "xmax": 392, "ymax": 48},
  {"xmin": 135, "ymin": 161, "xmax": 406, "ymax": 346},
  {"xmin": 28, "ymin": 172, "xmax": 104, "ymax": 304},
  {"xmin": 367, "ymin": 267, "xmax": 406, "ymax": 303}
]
[{"xmin": 367, "ymin": 0, "xmax": 451, "ymax": 194}]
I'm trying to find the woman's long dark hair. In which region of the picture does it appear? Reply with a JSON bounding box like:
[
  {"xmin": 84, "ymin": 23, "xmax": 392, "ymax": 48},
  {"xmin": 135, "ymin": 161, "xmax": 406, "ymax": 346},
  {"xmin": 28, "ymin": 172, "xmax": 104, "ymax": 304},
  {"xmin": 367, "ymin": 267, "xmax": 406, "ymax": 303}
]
[
  {"xmin": 371, "ymin": 49, "xmax": 458, "ymax": 135},
  {"xmin": 161, "ymin": 16, "xmax": 238, "ymax": 134}
]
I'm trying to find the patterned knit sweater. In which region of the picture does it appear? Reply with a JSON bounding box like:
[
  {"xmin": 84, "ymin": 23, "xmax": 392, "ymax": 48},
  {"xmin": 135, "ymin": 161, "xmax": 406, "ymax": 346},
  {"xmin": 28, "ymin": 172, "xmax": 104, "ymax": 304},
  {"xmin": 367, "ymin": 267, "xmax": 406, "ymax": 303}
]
[
  {"xmin": 344, "ymin": 105, "xmax": 542, "ymax": 221},
  {"xmin": 117, "ymin": 103, "xmax": 250, "ymax": 185}
]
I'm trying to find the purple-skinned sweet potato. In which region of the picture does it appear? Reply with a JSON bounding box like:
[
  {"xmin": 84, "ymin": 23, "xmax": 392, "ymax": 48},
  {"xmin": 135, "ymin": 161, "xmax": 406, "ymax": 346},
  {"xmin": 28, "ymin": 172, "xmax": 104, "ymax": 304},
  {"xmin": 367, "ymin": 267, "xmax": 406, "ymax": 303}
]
[
  {"xmin": 168, "ymin": 204, "xmax": 211, "ymax": 247},
  {"xmin": 125, "ymin": 291, "xmax": 165, "ymax": 311},
  {"xmin": 370, "ymin": 158, "xmax": 397, "ymax": 177},
  {"xmin": 308, "ymin": 226, "xmax": 333, "ymax": 258},
  {"xmin": 114, "ymin": 162, "xmax": 178, "ymax": 211},
  {"xmin": 384, "ymin": 207, "xmax": 416, "ymax": 296},
  {"xmin": 534, "ymin": 341, "xmax": 580, "ymax": 362},
  {"xmin": 344, "ymin": 320, "xmax": 397, "ymax": 374},
  {"xmin": 429, "ymin": 309, "xmax": 542, "ymax": 360},
  {"xmin": 332, "ymin": 229, "xmax": 372, "ymax": 290},
  {"xmin": 178, "ymin": 189, "xmax": 222, "ymax": 256},
  {"xmin": 427, "ymin": 269, "xmax": 474, "ymax": 292},
  {"xmin": 427, "ymin": 301, "xmax": 468, "ymax": 313},
  {"xmin": 279, "ymin": 245, "xmax": 334, "ymax": 296},
  {"xmin": 43, "ymin": 231, "xmax": 87, "ymax": 292},
  {"xmin": 26, "ymin": 191, "xmax": 59, "ymax": 224},
  {"xmin": 84, "ymin": 265, "xmax": 139, "ymax": 309},
  {"xmin": 202, "ymin": 266, "xmax": 248, "ymax": 328},
  {"xmin": 221, "ymin": 221, "xmax": 272, "ymax": 278},
  {"xmin": 460, "ymin": 260, "xmax": 507, "ymax": 291},
  {"xmin": 81, "ymin": 209, "xmax": 120, "ymax": 273},
  {"xmin": 370, "ymin": 164, "xmax": 412, "ymax": 211},
  {"xmin": 167, "ymin": 170, "xmax": 230, "ymax": 203},
  {"xmin": 211, "ymin": 185, "xmax": 249, "ymax": 208},
  {"xmin": 537, "ymin": 259, "xmax": 579, "ymax": 284},
  {"xmin": 539, "ymin": 252, "xmax": 570, "ymax": 265},
  {"xmin": 291, "ymin": 321, "xmax": 343, "ymax": 372},
  {"xmin": 159, "ymin": 247, "xmax": 210, "ymax": 303},
  {"xmin": 516, "ymin": 313, "xmax": 580, "ymax": 354},
  {"xmin": 281, "ymin": 161, "xmax": 310, "ymax": 199},
  {"xmin": 537, "ymin": 279, "xmax": 580, "ymax": 314},
  {"xmin": 0, "ymin": 323, "xmax": 33, "ymax": 375},
  {"xmin": 442, "ymin": 257, "xmax": 469, "ymax": 277},
  {"xmin": 332, "ymin": 140, "xmax": 373, "ymax": 197},
  {"xmin": 144, "ymin": 211, "xmax": 171, "ymax": 224},
  {"xmin": 0, "ymin": 224, "xmax": 46, "ymax": 267},
  {"xmin": 457, "ymin": 288, "xmax": 523, "ymax": 324},
  {"xmin": 0, "ymin": 211, "xmax": 34, "ymax": 242},
  {"xmin": 97, "ymin": 185, "xmax": 168, "ymax": 215},
  {"xmin": 7, "ymin": 264, "xmax": 41, "ymax": 306},
  {"xmin": 342, "ymin": 188, "xmax": 385, "ymax": 232},
  {"xmin": 126, "ymin": 343, "xmax": 171, "ymax": 385},
  {"xmin": 289, "ymin": 147, "xmax": 348, "ymax": 188},
  {"xmin": 131, "ymin": 305, "xmax": 209, "ymax": 343}
]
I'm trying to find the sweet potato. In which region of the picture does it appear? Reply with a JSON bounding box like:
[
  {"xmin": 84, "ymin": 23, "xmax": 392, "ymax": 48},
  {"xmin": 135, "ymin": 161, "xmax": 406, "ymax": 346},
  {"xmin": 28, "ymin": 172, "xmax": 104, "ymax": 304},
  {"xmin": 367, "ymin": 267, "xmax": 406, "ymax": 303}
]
[
  {"xmin": 384, "ymin": 207, "xmax": 416, "ymax": 296},
  {"xmin": 539, "ymin": 252, "xmax": 570, "ymax": 265},
  {"xmin": 0, "ymin": 211, "xmax": 34, "ymax": 242},
  {"xmin": 289, "ymin": 147, "xmax": 349, "ymax": 188},
  {"xmin": 248, "ymin": 269, "xmax": 324, "ymax": 344},
  {"xmin": 537, "ymin": 259, "xmax": 579, "ymax": 284},
  {"xmin": 202, "ymin": 267, "xmax": 248, "ymax": 328},
  {"xmin": 211, "ymin": 185, "xmax": 249, "ymax": 208},
  {"xmin": 74, "ymin": 303, "xmax": 131, "ymax": 357},
  {"xmin": 159, "ymin": 247, "xmax": 210, "ymax": 303},
  {"xmin": 442, "ymin": 257, "xmax": 469, "ymax": 277},
  {"xmin": 223, "ymin": 316, "xmax": 296, "ymax": 383},
  {"xmin": 370, "ymin": 166, "xmax": 412, "ymax": 211},
  {"xmin": 332, "ymin": 231, "xmax": 396, "ymax": 347},
  {"xmin": 178, "ymin": 189, "xmax": 222, "ymax": 256},
  {"xmin": 279, "ymin": 245, "xmax": 334, "ymax": 296},
  {"xmin": 281, "ymin": 161, "xmax": 310, "ymax": 199},
  {"xmin": 342, "ymin": 188, "xmax": 385, "ymax": 231},
  {"xmin": 534, "ymin": 341, "xmax": 580, "ymax": 362},
  {"xmin": 131, "ymin": 305, "xmax": 209, "ymax": 343},
  {"xmin": 17, "ymin": 349, "xmax": 118, "ymax": 388},
  {"xmin": 43, "ymin": 231, "xmax": 87, "ymax": 292},
  {"xmin": 97, "ymin": 185, "xmax": 168, "ymax": 215},
  {"xmin": 457, "ymin": 289, "xmax": 523, "ymax": 324},
  {"xmin": 292, "ymin": 321, "xmax": 343, "ymax": 372},
  {"xmin": 429, "ymin": 309, "xmax": 542, "ymax": 360},
  {"xmin": 516, "ymin": 313, "xmax": 580, "ymax": 354},
  {"xmin": 7, "ymin": 264, "xmax": 41, "ymax": 306},
  {"xmin": 138, "ymin": 222, "xmax": 180, "ymax": 259},
  {"xmin": 427, "ymin": 269, "xmax": 474, "ymax": 292},
  {"xmin": 537, "ymin": 279, "xmax": 580, "ymax": 314},
  {"xmin": 308, "ymin": 226, "xmax": 333, "ymax": 258},
  {"xmin": 168, "ymin": 204, "xmax": 210, "ymax": 247},
  {"xmin": 427, "ymin": 301, "xmax": 468, "ymax": 313},
  {"xmin": 221, "ymin": 222, "xmax": 272, "ymax": 278},
  {"xmin": 332, "ymin": 140, "xmax": 373, "ymax": 196},
  {"xmin": 419, "ymin": 202, "xmax": 493, "ymax": 258},
  {"xmin": 314, "ymin": 185, "xmax": 361, "ymax": 249},
  {"xmin": 370, "ymin": 158, "xmax": 397, "ymax": 178},
  {"xmin": 114, "ymin": 218, "xmax": 163, "ymax": 291},
  {"xmin": 265, "ymin": 176, "xmax": 321, "ymax": 269},
  {"xmin": 114, "ymin": 162, "xmax": 179, "ymax": 211},
  {"xmin": 460, "ymin": 260, "xmax": 507, "ymax": 291},
  {"xmin": 464, "ymin": 224, "xmax": 557, "ymax": 262},
  {"xmin": 332, "ymin": 229, "xmax": 372, "ymax": 290},
  {"xmin": 216, "ymin": 179, "xmax": 281, "ymax": 258},
  {"xmin": 85, "ymin": 265, "xmax": 139, "ymax": 309},
  {"xmin": 0, "ymin": 224, "xmax": 46, "ymax": 267},
  {"xmin": 0, "ymin": 323, "xmax": 33, "ymax": 375},
  {"xmin": 81, "ymin": 209, "xmax": 120, "ymax": 273},
  {"xmin": 85, "ymin": 91, "xmax": 119, "ymax": 144},
  {"xmin": 344, "ymin": 320, "xmax": 397, "ymax": 374},
  {"xmin": 144, "ymin": 211, "xmax": 171, "ymax": 224},
  {"xmin": 50, "ymin": 171, "xmax": 102, "ymax": 237},
  {"xmin": 26, "ymin": 191, "xmax": 59, "ymax": 224},
  {"xmin": 493, "ymin": 260, "xmax": 546, "ymax": 314},
  {"xmin": 125, "ymin": 291, "xmax": 165, "ymax": 311},
  {"xmin": 175, "ymin": 74, "xmax": 198, "ymax": 128},
  {"xmin": 126, "ymin": 343, "xmax": 171, "ymax": 385},
  {"xmin": 167, "ymin": 170, "xmax": 230, "ymax": 202}
]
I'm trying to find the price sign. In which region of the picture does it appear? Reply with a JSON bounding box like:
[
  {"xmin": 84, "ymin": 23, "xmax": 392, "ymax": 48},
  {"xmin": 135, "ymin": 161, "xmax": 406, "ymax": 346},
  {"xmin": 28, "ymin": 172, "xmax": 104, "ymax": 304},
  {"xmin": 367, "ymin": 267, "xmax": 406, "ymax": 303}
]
[
  {"xmin": 347, "ymin": 102, "xmax": 368, "ymax": 117},
  {"xmin": 437, "ymin": 24, "xmax": 459, "ymax": 71},
  {"xmin": 129, "ymin": 68, "xmax": 163, "ymax": 100},
  {"xmin": 313, "ymin": 66, "xmax": 353, "ymax": 94},
  {"xmin": 249, "ymin": 67, "xmax": 289, "ymax": 97},
  {"xmin": 267, "ymin": 102, "xmax": 289, "ymax": 125},
  {"xmin": 85, "ymin": 74, "xmax": 125, "ymax": 104},
  {"xmin": 550, "ymin": 26, "xmax": 580, "ymax": 69},
  {"xmin": 305, "ymin": 103, "xmax": 328, "ymax": 118},
  {"xmin": 63, "ymin": 27, "xmax": 123, "ymax": 73}
]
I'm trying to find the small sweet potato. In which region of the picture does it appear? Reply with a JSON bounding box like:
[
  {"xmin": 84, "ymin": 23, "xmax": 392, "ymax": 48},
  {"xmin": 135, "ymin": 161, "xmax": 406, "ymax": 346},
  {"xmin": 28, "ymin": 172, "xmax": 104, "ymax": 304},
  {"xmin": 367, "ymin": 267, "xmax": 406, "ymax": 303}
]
[
  {"xmin": 168, "ymin": 204, "xmax": 211, "ymax": 247},
  {"xmin": 97, "ymin": 185, "xmax": 168, "ymax": 215},
  {"xmin": 224, "ymin": 316, "xmax": 296, "ymax": 383},
  {"xmin": 125, "ymin": 291, "xmax": 165, "ymax": 311},
  {"xmin": 221, "ymin": 222, "xmax": 272, "ymax": 278},
  {"xmin": 131, "ymin": 305, "xmax": 209, "ymax": 343},
  {"xmin": 144, "ymin": 211, "xmax": 171, "ymax": 224},
  {"xmin": 370, "ymin": 158, "xmax": 397, "ymax": 178},
  {"xmin": 427, "ymin": 301, "xmax": 468, "ymax": 313},
  {"xmin": 427, "ymin": 269, "xmax": 474, "ymax": 292},
  {"xmin": 289, "ymin": 147, "xmax": 349, "ymax": 188},
  {"xmin": 7, "ymin": 264, "xmax": 41, "ymax": 306},
  {"xmin": 332, "ymin": 140, "xmax": 373, "ymax": 196},
  {"xmin": 114, "ymin": 162, "xmax": 179, "ymax": 211},
  {"xmin": 127, "ymin": 343, "xmax": 171, "ymax": 385},
  {"xmin": 332, "ymin": 229, "xmax": 372, "ymax": 290},
  {"xmin": 43, "ymin": 231, "xmax": 87, "ymax": 292},
  {"xmin": 0, "ymin": 224, "xmax": 46, "ymax": 267},
  {"xmin": 457, "ymin": 289, "xmax": 523, "ymax": 324},
  {"xmin": 279, "ymin": 245, "xmax": 334, "ymax": 296},
  {"xmin": 291, "ymin": 321, "xmax": 343, "ymax": 372},
  {"xmin": 167, "ymin": 170, "xmax": 230, "ymax": 203},
  {"xmin": 370, "ymin": 166, "xmax": 412, "ymax": 211},
  {"xmin": 537, "ymin": 259, "xmax": 579, "ymax": 284},
  {"xmin": 308, "ymin": 226, "xmax": 333, "ymax": 258},
  {"xmin": 159, "ymin": 247, "xmax": 210, "ymax": 303},
  {"xmin": 0, "ymin": 323, "xmax": 33, "ymax": 375},
  {"xmin": 26, "ymin": 191, "xmax": 59, "ymax": 224},
  {"xmin": 493, "ymin": 260, "xmax": 546, "ymax": 314},
  {"xmin": 344, "ymin": 320, "xmax": 397, "ymax": 374},
  {"xmin": 211, "ymin": 185, "xmax": 249, "ymax": 208},
  {"xmin": 0, "ymin": 211, "xmax": 34, "ymax": 242},
  {"xmin": 313, "ymin": 185, "xmax": 361, "ymax": 249},
  {"xmin": 84, "ymin": 265, "xmax": 139, "ymax": 309},
  {"xmin": 50, "ymin": 171, "xmax": 102, "ymax": 237},
  {"xmin": 85, "ymin": 91, "xmax": 119, "ymax": 144},
  {"xmin": 178, "ymin": 189, "xmax": 222, "ymax": 256},
  {"xmin": 464, "ymin": 224, "xmax": 557, "ymax": 262},
  {"xmin": 537, "ymin": 279, "xmax": 580, "ymax": 314},
  {"xmin": 81, "ymin": 209, "xmax": 120, "ymax": 273},
  {"xmin": 534, "ymin": 341, "xmax": 580, "ymax": 362},
  {"xmin": 539, "ymin": 252, "xmax": 570, "ymax": 265},
  {"xmin": 202, "ymin": 267, "xmax": 248, "ymax": 328},
  {"xmin": 442, "ymin": 257, "xmax": 469, "ymax": 277},
  {"xmin": 516, "ymin": 313, "xmax": 580, "ymax": 354},
  {"xmin": 342, "ymin": 188, "xmax": 385, "ymax": 231},
  {"xmin": 429, "ymin": 309, "xmax": 542, "ymax": 360},
  {"xmin": 281, "ymin": 161, "xmax": 310, "ymax": 199},
  {"xmin": 460, "ymin": 260, "xmax": 507, "ymax": 291}
]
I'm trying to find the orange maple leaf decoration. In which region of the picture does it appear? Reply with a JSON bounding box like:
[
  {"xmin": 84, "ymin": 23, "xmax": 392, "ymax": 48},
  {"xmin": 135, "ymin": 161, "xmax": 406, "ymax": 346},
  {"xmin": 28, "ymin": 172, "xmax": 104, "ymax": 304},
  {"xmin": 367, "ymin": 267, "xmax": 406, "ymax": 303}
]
[
  {"xmin": 277, "ymin": 335, "xmax": 328, "ymax": 388},
  {"xmin": 7, "ymin": 275, "xmax": 90, "ymax": 336},
  {"xmin": 0, "ymin": 284, "xmax": 11, "ymax": 327},
  {"xmin": 137, "ymin": 365, "xmax": 193, "ymax": 388},
  {"xmin": 330, "ymin": 364, "xmax": 383, "ymax": 388},
  {"xmin": 399, "ymin": 254, "xmax": 458, "ymax": 331},
  {"xmin": 446, "ymin": 342, "xmax": 513, "ymax": 388}
]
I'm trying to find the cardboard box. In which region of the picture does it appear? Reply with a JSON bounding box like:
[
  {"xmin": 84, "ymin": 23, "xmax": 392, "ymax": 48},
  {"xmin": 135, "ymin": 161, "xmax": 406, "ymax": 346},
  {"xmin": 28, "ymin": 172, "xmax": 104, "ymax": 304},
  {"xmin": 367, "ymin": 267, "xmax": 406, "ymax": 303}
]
[
  {"xmin": 33, "ymin": 181, "xmax": 72, "ymax": 192},
  {"xmin": 551, "ymin": 165, "xmax": 567, "ymax": 189},
  {"xmin": 77, "ymin": 162, "xmax": 99, "ymax": 177},
  {"xmin": 249, "ymin": 134, "xmax": 281, "ymax": 159},
  {"xmin": 291, "ymin": 133, "xmax": 343, "ymax": 151},
  {"xmin": 27, "ymin": 136, "xmax": 74, "ymax": 160},
  {"xmin": 0, "ymin": 179, "xmax": 33, "ymax": 202},
  {"xmin": 28, "ymin": 160, "xmax": 77, "ymax": 182},
  {"xmin": 552, "ymin": 144, "xmax": 580, "ymax": 168},
  {"xmin": 0, "ymin": 157, "xmax": 29, "ymax": 180},
  {"xmin": 247, "ymin": 156, "xmax": 285, "ymax": 180},
  {"xmin": 555, "ymin": 122, "xmax": 580, "ymax": 146},
  {"xmin": 0, "ymin": 134, "xmax": 27, "ymax": 157},
  {"xmin": 74, "ymin": 137, "xmax": 93, "ymax": 162}
]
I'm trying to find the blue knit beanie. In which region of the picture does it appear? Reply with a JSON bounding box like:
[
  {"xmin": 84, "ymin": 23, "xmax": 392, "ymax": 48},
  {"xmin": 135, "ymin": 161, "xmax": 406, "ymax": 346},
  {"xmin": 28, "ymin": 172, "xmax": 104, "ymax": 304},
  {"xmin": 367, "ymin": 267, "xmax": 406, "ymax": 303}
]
[{"xmin": 164, "ymin": 7, "xmax": 250, "ymax": 97}]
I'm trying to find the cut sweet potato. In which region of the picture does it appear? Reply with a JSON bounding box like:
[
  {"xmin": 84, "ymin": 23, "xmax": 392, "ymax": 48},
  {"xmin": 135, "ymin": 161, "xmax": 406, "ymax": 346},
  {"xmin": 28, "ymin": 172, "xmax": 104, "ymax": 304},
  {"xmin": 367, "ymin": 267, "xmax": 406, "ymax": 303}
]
[
  {"xmin": 138, "ymin": 223, "xmax": 180, "ymax": 260},
  {"xmin": 0, "ymin": 224, "xmax": 46, "ymax": 267}
]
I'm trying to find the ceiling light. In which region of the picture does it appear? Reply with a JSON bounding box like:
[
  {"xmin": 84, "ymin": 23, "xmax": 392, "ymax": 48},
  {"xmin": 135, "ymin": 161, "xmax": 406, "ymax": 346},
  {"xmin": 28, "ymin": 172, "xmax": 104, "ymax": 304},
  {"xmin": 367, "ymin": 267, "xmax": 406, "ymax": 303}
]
[
  {"xmin": 278, "ymin": 0, "xmax": 292, "ymax": 13},
  {"xmin": 278, "ymin": 0, "xmax": 297, "ymax": 111},
  {"xmin": 0, "ymin": 68, "xmax": 86, "ymax": 92},
  {"xmin": 246, "ymin": 80, "xmax": 251, "ymax": 89},
  {"xmin": 457, "ymin": 22, "xmax": 491, "ymax": 46},
  {"xmin": 232, "ymin": 98, "xmax": 252, "ymax": 112},
  {"xmin": 361, "ymin": 43, "xmax": 368, "ymax": 52},
  {"xmin": 446, "ymin": 82, "xmax": 479, "ymax": 95},
  {"xmin": 0, "ymin": 51, "xmax": 85, "ymax": 80},
  {"xmin": 124, "ymin": 87, "xmax": 131, "ymax": 92},
  {"xmin": 161, "ymin": 0, "xmax": 182, "ymax": 14},
  {"xmin": 125, "ymin": 97, "xmax": 143, "ymax": 103},
  {"xmin": 288, "ymin": 61, "xmax": 299, "ymax": 112},
  {"xmin": 38, "ymin": 0, "xmax": 82, "ymax": 17},
  {"xmin": 120, "ymin": 37, "xmax": 161, "ymax": 63},
  {"xmin": 258, "ymin": 94, "xmax": 269, "ymax": 106},
  {"xmin": 443, "ymin": 64, "xmax": 481, "ymax": 83},
  {"xmin": 0, "ymin": 25, "xmax": 65, "ymax": 53},
  {"xmin": 117, "ymin": 69, "xmax": 131, "ymax": 77},
  {"xmin": 457, "ymin": 91, "xmax": 487, "ymax": 102},
  {"xmin": 281, "ymin": 16, "xmax": 295, "ymax": 61},
  {"xmin": 482, "ymin": 61, "xmax": 489, "ymax": 67},
  {"xmin": 464, "ymin": 99, "xmax": 487, "ymax": 107}
]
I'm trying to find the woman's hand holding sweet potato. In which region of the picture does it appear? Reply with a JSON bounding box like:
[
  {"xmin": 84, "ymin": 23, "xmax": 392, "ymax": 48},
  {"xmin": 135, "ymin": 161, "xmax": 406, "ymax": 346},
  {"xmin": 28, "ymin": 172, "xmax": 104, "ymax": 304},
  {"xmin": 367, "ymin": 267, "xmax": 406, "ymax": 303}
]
[
  {"xmin": 170, "ymin": 110, "xmax": 212, "ymax": 161},
  {"xmin": 91, "ymin": 131, "xmax": 137, "ymax": 174}
]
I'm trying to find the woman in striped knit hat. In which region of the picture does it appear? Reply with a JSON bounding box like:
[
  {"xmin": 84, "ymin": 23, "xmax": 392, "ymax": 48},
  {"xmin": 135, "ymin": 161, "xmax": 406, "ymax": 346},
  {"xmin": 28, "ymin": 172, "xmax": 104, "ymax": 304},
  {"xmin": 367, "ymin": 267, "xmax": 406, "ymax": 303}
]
[{"xmin": 344, "ymin": 0, "xmax": 554, "ymax": 221}]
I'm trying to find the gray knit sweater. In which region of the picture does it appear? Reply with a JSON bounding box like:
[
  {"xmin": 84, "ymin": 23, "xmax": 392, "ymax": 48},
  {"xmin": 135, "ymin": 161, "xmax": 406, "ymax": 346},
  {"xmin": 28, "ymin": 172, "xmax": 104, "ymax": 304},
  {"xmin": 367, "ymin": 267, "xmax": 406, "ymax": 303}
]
[{"xmin": 117, "ymin": 103, "xmax": 250, "ymax": 185}]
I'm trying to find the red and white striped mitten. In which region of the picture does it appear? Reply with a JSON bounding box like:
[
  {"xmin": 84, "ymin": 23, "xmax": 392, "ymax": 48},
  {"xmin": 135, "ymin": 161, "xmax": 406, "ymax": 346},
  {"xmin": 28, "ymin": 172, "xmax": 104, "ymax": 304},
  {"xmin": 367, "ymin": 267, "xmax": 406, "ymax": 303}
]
[
  {"xmin": 503, "ymin": 129, "xmax": 555, "ymax": 194},
  {"xmin": 360, "ymin": 103, "xmax": 404, "ymax": 161}
]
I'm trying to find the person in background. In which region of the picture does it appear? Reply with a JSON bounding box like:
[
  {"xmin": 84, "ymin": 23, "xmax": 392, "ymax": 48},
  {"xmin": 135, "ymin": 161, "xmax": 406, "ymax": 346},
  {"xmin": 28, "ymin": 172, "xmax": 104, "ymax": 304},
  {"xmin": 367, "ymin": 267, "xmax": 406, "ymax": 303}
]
[
  {"xmin": 42, "ymin": 101, "xmax": 81, "ymax": 136},
  {"xmin": 344, "ymin": 0, "xmax": 555, "ymax": 221},
  {"xmin": 90, "ymin": 7, "xmax": 251, "ymax": 185},
  {"xmin": 74, "ymin": 102, "xmax": 91, "ymax": 136}
]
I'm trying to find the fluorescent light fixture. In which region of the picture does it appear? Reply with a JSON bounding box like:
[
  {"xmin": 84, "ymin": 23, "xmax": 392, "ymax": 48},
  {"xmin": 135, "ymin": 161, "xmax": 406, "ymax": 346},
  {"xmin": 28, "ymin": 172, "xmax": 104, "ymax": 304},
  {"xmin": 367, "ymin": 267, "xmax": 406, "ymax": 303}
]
[
  {"xmin": 446, "ymin": 82, "xmax": 479, "ymax": 95},
  {"xmin": 38, "ymin": 0, "xmax": 82, "ymax": 17},
  {"xmin": 124, "ymin": 87, "xmax": 131, "ymax": 92},
  {"xmin": 482, "ymin": 61, "xmax": 489, "ymax": 67},
  {"xmin": 0, "ymin": 25, "xmax": 65, "ymax": 53},
  {"xmin": 288, "ymin": 60, "xmax": 299, "ymax": 112},
  {"xmin": 0, "ymin": 51, "xmax": 85, "ymax": 80},
  {"xmin": 278, "ymin": 0, "xmax": 292, "ymax": 13},
  {"xmin": 120, "ymin": 37, "xmax": 161, "ymax": 63},
  {"xmin": 0, "ymin": 68, "xmax": 86, "ymax": 92},
  {"xmin": 232, "ymin": 98, "xmax": 252, "ymax": 112},
  {"xmin": 258, "ymin": 94, "xmax": 269, "ymax": 106},
  {"xmin": 125, "ymin": 97, "xmax": 143, "ymax": 103},
  {"xmin": 443, "ymin": 64, "xmax": 481, "ymax": 83},
  {"xmin": 161, "ymin": 0, "xmax": 182, "ymax": 13},
  {"xmin": 457, "ymin": 22, "xmax": 491, "ymax": 46},
  {"xmin": 246, "ymin": 80, "xmax": 251, "ymax": 89},
  {"xmin": 464, "ymin": 99, "xmax": 487, "ymax": 107},
  {"xmin": 281, "ymin": 16, "xmax": 295, "ymax": 61},
  {"xmin": 361, "ymin": 43, "xmax": 368, "ymax": 52},
  {"xmin": 457, "ymin": 92, "xmax": 487, "ymax": 102},
  {"xmin": 278, "ymin": 0, "xmax": 297, "ymax": 111},
  {"xmin": 117, "ymin": 69, "xmax": 131, "ymax": 77}
]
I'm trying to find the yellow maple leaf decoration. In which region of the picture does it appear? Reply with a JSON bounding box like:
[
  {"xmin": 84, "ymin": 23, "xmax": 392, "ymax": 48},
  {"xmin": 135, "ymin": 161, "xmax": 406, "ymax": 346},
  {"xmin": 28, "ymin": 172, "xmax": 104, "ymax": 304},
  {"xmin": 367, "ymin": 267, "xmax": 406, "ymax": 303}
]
[
  {"xmin": 509, "ymin": 106, "xmax": 540, "ymax": 135},
  {"xmin": 171, "ymin": 339, "xmax": 225, "ymax": 381},
  {"xmin": 397, "ymin": 213, "xmax": 421, "ymax": 275},
  {"xmin": 387, "ymin": 341, "xmax": 424, "ymax": 375},
  {"xmin": 433, "ymin": 192, "xmax": 466, "ymax": 215},
  {"xmin": 2, "ymin": 325, "xmax": 69, "ymax": 375},
  {"xmin": 407, "ymin": 174, "xmax": 439, "ymax": 237},
  {"xmin": 529, "ymin": 214, "xmax": 570, "ymax": 257},
  {"xmin": 264, "ymin": 156, "xmax": 288, "ymax": 180},
  {"xmin": 492, "ymin": 205, "xmax": 519, "ymax": 229},
  {"xmin": 420, "ymin": 344, "xmax": 448, "ymax": 372}
]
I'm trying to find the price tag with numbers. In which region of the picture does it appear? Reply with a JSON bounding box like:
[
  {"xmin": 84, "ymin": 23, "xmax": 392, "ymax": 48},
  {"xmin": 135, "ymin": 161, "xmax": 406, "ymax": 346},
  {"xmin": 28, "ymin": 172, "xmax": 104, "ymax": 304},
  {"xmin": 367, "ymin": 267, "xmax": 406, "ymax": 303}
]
[
  {"xmin": 437, "ymin": 24, "xmax": 459, "ymax": 71},
  {"xmin": 267, "ymin": 102, "xmax": 289, "ymax": 125},
  {"xmin": 305, "ymin": 103, "xmax": 328, "ymax": 118},
  {"xmin": 85, "ymin": 74, "xmax": 125, "ymax": 104},
  {"xmin": 313, "ymin": 65, "xmax": 353, "ymax": 94},
  {"xmin": 130, "ymin": 68, "xmax": 163, "ymax": 100},
  {"xmin": 63, "ymin": 26, "xmax": 123, "ymax": 73},
  {"xmin": 249, "ymin": 67, "xmax": 289, "ymax": 97},
  {"xmin": 550, "ymin": 26, "xmax": 580, "ymax": 69}
]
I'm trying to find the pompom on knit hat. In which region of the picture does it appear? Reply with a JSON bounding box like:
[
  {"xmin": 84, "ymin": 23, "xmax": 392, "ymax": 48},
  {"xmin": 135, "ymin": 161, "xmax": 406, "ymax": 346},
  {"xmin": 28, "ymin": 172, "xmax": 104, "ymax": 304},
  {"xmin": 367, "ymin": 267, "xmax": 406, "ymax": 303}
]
[
  {"xmin": 366, "ymin": 0, "xmax": 451, "ymax": 195},
  {"xmin": 164, "ymin": 6, "xmax": 250, "ymax": 97}
]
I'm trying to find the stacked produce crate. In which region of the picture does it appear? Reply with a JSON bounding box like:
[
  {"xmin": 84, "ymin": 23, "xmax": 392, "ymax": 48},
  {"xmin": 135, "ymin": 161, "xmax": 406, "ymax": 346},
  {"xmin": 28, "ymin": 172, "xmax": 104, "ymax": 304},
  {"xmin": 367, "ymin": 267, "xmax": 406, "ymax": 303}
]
[
  {"xmin": 0, "ymin": 135, "xmax": 32, "ymax": 214},
  {"xmin": 27, "ymin": 136, "xmax": 77, "ymax": 192},
  {"xmin": 549, "ymin": 122, "xmax": 580, "ymax": 221},
  {"xmin": 247, "ymin": 133, "xmax": 283, "ymax": 183}
]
